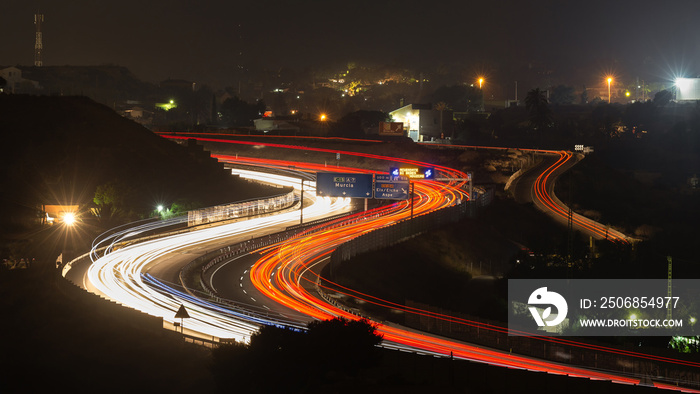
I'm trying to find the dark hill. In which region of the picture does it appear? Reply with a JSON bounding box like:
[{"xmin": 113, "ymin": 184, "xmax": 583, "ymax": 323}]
[{"xmin": 0, "ymin": 94, "xmax": 278, "ymax": 238}]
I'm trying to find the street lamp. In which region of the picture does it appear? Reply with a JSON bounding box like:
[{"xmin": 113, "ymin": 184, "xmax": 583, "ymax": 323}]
[
  {"xmin": 478, "ymin": 77, "xmax": 485, "ymax": 111},
  {"xmin": 607, "ymin": 77, "xmax": 613, "ymax": 103},
  {"xmin": 63, "ymin": 212, "xmax": 76, "ymax": 226}
]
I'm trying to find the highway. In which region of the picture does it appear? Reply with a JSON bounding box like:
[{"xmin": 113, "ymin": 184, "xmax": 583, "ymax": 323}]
[
  {"xmin": 71, "ymin": 137, "xmax": 698, "ymax": 392},
  {"xmin": 509, "ymin": 150, "xmax": 630, "ymax": 243},
  {"xmin": 76, "ymin": 169, "xmax": 354, "ymax": 341}
]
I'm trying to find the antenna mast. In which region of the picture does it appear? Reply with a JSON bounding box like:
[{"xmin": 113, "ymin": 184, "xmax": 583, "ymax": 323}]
[{"xmin": 34, "ymin": 12, "xmax": 44, "ymax": 67}]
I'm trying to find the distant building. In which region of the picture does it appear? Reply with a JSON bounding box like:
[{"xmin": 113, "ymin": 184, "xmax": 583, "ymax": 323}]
[
  {"xmin": 122, "ymin": 106, "xmax": 154, "ymax": 126},
  {"xmin": 41, "ymin": 204, "xmax": 79, "ymax": 225},
  {"xmin": 389, "ymin": 103, "xmax": 453, "ymax": 142},
  {"xmin": 253, "ymin": 117, "xmax": 300, "ymax": 134},
  {"xmin": 675, "ymin": 78, "xmax": 700, "ymax": 101},
  {"xmin": 0, "ymin": 66, "xmax": 40, "ymax": 94}
]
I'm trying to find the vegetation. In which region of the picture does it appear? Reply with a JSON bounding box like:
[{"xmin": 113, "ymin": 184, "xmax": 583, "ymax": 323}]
[
  {"xmin": 210, "ymin": 317, "xmax": 383, "ymax": 392},
  {"xmin": 0, "ymin": 95, "xmax": 281, "ymax": 264},
  {"xmin": 0, "ymin": 267, "xmax": 215, "ymax": 393}
]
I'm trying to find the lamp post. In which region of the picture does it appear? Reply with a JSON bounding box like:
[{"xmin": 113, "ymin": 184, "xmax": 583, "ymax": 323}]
[
  {"xmin": 478, "ymin": 77, "xmax": 485, "ymax": 111},
  {"xmin": 607, "ymin": 77, "xmax": 612, "ymax": 103}
]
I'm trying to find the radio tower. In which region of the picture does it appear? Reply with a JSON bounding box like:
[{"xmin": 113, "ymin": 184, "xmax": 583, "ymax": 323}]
[{"xmin": 34, "ymin": 12, "xmax": 44, "ymax": 67}]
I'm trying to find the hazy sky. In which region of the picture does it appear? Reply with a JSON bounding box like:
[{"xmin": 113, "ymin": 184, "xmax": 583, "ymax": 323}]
[{"xmin": 3, "ymin": 0, "xmax": 700, "ymax": 88}]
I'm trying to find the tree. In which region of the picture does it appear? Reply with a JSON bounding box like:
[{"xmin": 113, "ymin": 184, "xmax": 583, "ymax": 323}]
[
  {"xmin": 219, "ymin": 96, "xmax": 265, "ymax": 127},
  {"xmin": 306, "ymin": 317, "xmax": 383, "ymax": 376},
  {"xmin": 653, "ymin": 89, "xmax": 673, "ymax": 107},
  {"xmin": 581, "ymin": 85, "xmax": 589, "ymax": 104},
  {"xmin": 550, "ymin": 85, "xmax": 575, "ymax": 105},
  {"xmin": 525, "ymin": 88, "xmax": 553, "ymax": 130},
  {"xmin": 93, "ymin": 181, "xmax": 133, "ymax": 222},
  {"xmin": 431, "ymin": 84, "xmax": 481, "ymax": 112},
  {"xmin": 434, "ymin": 101, "xmax": 449, "ymax": 137},
  {"xmin": 331, "ymin": 110, "xmax": 389, "ymax": 138},
  {"xmin": 209, "ymin": 317, "xmax": 383, "ymax": 391}
]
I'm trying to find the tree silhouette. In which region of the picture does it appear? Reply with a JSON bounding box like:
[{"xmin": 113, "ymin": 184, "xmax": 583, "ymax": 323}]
[
  {"xmin": 210, "ymin": 317, "xmax": 383, "ymax": 391},
  {"xmin": 434, "ymin": 101, "xmax": 449, "ymax": 137},
  {"xmin": 550, "ymin": 85, "xmax": 575, "ymax": 105},
  {"xmin": 525, "ymin": 88, "xmax": 553, "ymax": 130}
]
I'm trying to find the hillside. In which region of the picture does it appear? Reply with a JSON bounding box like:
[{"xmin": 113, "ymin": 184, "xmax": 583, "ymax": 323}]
[{"xmin": 0, "ymin": 94, "xmax": 280, "ymax": 260}]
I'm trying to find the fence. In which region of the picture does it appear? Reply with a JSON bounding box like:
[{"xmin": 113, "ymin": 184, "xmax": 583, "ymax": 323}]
[
  {"xmin": 404, "ymin": 300, "xmax": 700, "ymax": 388},
  {"xmin": 187, "ymin": 190, "xmax": 295, "ymax": 227},
  {"xmin": 329, "ymin": 189, "xmax": 493, "ymax": 276}
]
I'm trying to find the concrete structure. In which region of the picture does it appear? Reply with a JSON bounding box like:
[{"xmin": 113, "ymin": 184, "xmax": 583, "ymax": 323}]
[
  {"xmin": 675, "ymin": 78, "xmax": 700, "ymax": 101},
  {"xmin": 389, "ymin": 103, "xmax": 453, "ymax": 142},
  {"xmin": 0, "ymin": 67, "xmax": 40, "ymax": 93}
]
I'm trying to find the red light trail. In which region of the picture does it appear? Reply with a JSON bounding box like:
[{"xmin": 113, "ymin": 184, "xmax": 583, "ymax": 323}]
[{"xmin": 160, "ymin": 134, "xmax": 696, "ymax": 391}]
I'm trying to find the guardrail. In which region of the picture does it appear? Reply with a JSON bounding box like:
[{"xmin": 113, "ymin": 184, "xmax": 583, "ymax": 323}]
[
  {"xmin": 187, "ymin": 190, "xmax": 295, "ymax": 227},
  {"xmin": 329, "ymin": 192, "xmax": 492, "ymax": 275}
]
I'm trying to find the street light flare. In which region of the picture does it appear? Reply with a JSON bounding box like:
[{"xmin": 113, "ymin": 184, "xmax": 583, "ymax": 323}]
[{"xmin": 63, "ymin": 212, "xmax": 76, "ymax": 226}]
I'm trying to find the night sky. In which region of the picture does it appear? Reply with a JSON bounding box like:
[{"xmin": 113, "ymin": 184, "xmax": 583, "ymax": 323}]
[{"xmin": 3, "ymin": 0, "xmax": 700, "ymax": 88}]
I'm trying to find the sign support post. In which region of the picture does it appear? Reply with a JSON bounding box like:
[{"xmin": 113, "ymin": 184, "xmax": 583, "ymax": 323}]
[
  {"xmin": 300, "ymin": 178, "xmax": 304, "ymax": 225},
  {"xmin": 410, "ymin": 181, "xmax": 414, "ymax": 220}
]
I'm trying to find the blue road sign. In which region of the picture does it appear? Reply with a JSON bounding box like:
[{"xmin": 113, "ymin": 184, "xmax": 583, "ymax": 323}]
[
  {"xmin": 374, "ymin": 174, "xmax": 409, "ymax": 200},
  {"xmin": 389, "ymin": 167, "xmax": 435, "ymax": 180},
  {"xmin": 316, "ymin": 172, "xmax": 373, "ymax": 198}
]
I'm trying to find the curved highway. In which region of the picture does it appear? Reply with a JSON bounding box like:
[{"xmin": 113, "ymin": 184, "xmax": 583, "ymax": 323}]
[
  {"xmin": 71, "ymin": 137, "xmax": 697, "ymax": 392},
  {"xmin": 510, "ymin": 151, "xmax": 630, "ymax": 243}
]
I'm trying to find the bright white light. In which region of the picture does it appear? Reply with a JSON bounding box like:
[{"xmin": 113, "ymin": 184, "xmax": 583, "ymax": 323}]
[
  {"xmin": 84, "ymin": 168, "xmax": 353, "ymax": 341},
  {"xmin": 675, "ymin": 78, "xmax": 691, "ymax": 89},
  {"xmin": 675, "ymin": 78, "xmax": 700, "ymax": 100},
  {"xmin": 157, "ymin": 205, "xmax": 163, "ymax": 212},
  {"xmin": 63, "ymin": 212, "xmax": 76, "ymax": 226}
]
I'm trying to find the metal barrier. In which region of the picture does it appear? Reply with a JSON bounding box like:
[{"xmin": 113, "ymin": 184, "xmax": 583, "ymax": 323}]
[
  {"xmin": 187, "ymin": 190, "xmax": 295, "ymax": 227},
  {"xmin": 329, "ymin": 194, "xmax": 491, "ymax": 275}
]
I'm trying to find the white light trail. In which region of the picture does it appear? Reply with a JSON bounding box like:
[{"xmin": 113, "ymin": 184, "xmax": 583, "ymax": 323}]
[{"xmin": 85, "ymin": 169, "xmax": 351, "ymax": 342}]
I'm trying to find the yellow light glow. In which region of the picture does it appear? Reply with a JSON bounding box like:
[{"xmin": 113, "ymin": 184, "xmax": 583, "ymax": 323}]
[
  {"xmin": 607, "ymin": 77, "xmax": 612, "ymax": 83},
  {"xmin": 63, "ymin": 212, "xmax": 76, "ymax": 226},
  {"xmin": 320, "ymin": 114, "xmax": 327, "ymax": 121}
]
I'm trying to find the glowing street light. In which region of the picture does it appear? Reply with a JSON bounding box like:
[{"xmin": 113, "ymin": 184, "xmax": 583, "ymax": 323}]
[
  {"xmin": 63, "ymin": 212, "xmax": 76, "ymax": 226},
  {"xmin": 320, "ymin": 114, "xmax": 327, "ymax": 121},
  {"xmin": 607, "ymin": 77, "xmax": 613, "ymax": 103},
  {"xmin": 477, "ymin": 77, "xmax": 485, "ymax": 111},
  {"xmin": 157, "ymin": 205, "xmax": 164, "ymax": 213}
]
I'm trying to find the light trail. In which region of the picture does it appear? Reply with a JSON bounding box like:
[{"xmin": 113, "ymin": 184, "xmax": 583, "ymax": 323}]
[
  {"xmin": 82, "ymin": 134, "xmax": 696, "ymax": 391},
  {"xmin": 531, "ymin": 151, "xmax": 629, "ymax": 243},
  {"xmin": 82, "ymin": 169, "xmax": 352, "ymax": 341}
]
